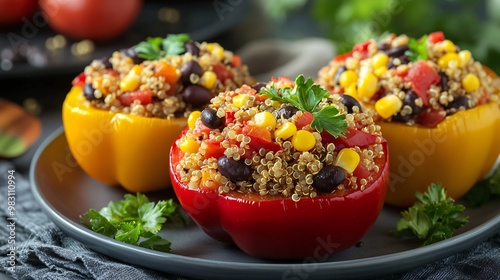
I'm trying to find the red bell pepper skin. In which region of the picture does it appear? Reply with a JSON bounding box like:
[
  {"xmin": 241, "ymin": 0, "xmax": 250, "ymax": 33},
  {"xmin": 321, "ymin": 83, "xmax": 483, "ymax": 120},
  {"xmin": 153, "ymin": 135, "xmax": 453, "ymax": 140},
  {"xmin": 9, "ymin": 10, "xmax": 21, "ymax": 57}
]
[{"xmin": 170, "ymin": 129, "xmax": 390, "ymax": 259}]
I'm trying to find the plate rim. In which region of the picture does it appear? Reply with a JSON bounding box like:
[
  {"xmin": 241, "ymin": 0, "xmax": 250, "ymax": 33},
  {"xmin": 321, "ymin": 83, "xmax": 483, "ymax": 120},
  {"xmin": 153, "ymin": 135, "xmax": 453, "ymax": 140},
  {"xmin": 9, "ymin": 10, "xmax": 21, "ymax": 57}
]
[{"xmin": 30, "ymin": 127, "xmax": 500, "ymax": 280}]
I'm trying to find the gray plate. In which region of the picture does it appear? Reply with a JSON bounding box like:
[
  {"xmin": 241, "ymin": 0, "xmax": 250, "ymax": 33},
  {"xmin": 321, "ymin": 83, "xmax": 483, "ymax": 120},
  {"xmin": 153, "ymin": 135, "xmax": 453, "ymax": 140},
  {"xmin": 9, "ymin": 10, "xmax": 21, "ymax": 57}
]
[{"xmin": 30, "ymin": 127, "xmax": 500, "ymax": 280}]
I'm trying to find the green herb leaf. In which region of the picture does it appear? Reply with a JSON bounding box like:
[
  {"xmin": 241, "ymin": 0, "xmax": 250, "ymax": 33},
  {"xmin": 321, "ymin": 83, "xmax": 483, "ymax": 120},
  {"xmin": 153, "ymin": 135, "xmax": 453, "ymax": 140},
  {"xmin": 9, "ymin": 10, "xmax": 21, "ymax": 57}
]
[
  {"xmin": 134, "ymin": 34, "xmax": 190, "ymax": 60},
  {"xmin": 396, "ymin": 183, "xmax": 468, "ymax": 246},
  {"xmin": 80, "ymin": 193, "xmax": 181, "ymax": 252},
  {"xmin": 260, "ymin": 75, "xmax": 347, "ymax": 138},
  {"xmin": 311, "ymin": 107, "xmax": 347, "ymax": 137},
  {"xmin": 465, "ymin": 165, "xmax": 500, "ymax": 207},
  {"xmin": 162, "ymin": 34, "xmax": 190, "ymax": 56},
  {"xmin": 406, "ymin": 35, "xmax": 428, "ymax": 62}
]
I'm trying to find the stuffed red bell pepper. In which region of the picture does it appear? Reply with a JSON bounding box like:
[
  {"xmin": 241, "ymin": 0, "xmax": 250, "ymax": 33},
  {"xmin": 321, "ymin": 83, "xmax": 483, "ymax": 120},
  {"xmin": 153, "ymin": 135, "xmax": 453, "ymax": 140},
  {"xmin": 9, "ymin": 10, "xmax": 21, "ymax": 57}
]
[{"xmin": 169, "ymin": 75, "xmax": 389, "ymax": 259}]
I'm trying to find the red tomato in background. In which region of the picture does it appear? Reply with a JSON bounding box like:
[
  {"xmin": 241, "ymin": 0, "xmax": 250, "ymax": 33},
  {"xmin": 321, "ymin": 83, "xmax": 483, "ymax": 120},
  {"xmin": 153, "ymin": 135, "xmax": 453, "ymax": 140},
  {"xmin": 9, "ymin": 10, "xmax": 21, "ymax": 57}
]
[
  {"xmin": 39, "ymin": 0, "xmax": 142, "ymax": 41},
  {"xmin": 0, "ymin": 0, "xmax": 38, "ymax": 26}
]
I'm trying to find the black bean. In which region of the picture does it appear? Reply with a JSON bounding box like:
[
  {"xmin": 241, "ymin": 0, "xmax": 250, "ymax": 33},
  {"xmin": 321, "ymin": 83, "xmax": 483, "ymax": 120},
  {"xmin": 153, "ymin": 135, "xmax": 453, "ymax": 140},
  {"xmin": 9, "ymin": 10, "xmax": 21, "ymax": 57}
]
[
  {"xmin": 341, "ymin": 94, "xmax": 362, "ymax": 113},
  {"xmin": 312, "ymin": 165, "xmax": 345, "ymax": 193},
  {"xmin": 83, "ymin": 84, "xmax": 97, "ymax": 101},
  {"xmin": 98, "ymin": 56, "xmax": 112, "ymax": 69},
  {"xmin": 404, "ymin": 90, "xmax": 423, "ymax": 116},
  {"xmin": 399, "ymin": 55, "xmax": 409, "ymax": 65},
  {"xmin": 201, "ymin": 108, "xmax": 224, "ymax": 129},
  {"xmin": 334, "ymin": 65, "xmax": 347, "ymax": 85},
  {"xmin": 180, "ymin": 60, "xmax": 202, "ymax": 85},
  {"xmin": 251, "ymin": 82, "xmax": 267, "ymax": 93},
  {"xmin": 384, "ymin": 45, "xmax": 409, "ymax": 58},
  {"xmin": 182, "ymin": 85, "xmax": 213, "ymax": 107},
  {"xmin": 446, "ymin": 96, "xmax": 470, "ymax": 110},
  {"xmin": 391, "ymin": 113, "xmax": 412, "ymax": 123},
  {"xmin": 120, "ymin": 48, "xmax": 144, "ymax": 64},
  {"xmin": 185, "ymin": 41, "xmax": 200, "ymax": 56},
  {"xmin": 439, "ymin": 72, "xmax": 449, "ymax": 92},
  {"xmin": 217, "ymin": 156, "xmax": 252, "ymax": 182},
  {"xmin": 276, "ymin": 105, "xmax": 298, "ymax": 119}
]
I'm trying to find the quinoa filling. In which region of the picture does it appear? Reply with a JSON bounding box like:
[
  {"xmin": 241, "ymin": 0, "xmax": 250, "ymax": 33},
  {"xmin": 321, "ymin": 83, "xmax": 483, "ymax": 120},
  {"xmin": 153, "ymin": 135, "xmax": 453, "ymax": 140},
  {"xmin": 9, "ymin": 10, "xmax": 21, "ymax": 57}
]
[
  {"xmin": 77, "ymin": 34, "xmax": 254, "ymax": 119},
  {"xmin": 175, "ymin": 76, "xmax": 385, "ymax": 201}
]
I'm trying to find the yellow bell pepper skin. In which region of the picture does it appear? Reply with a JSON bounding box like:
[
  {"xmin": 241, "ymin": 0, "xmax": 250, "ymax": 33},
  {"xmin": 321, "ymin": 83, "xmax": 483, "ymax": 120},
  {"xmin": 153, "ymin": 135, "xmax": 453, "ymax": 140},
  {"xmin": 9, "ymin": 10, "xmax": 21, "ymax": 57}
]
[
  {"xmin": 383, "ymin": 101, "xmax": 500, "ymax": 207},
  {"xmin": 62, "ymin": 86, "xmax": 187, "ymax": 192}
]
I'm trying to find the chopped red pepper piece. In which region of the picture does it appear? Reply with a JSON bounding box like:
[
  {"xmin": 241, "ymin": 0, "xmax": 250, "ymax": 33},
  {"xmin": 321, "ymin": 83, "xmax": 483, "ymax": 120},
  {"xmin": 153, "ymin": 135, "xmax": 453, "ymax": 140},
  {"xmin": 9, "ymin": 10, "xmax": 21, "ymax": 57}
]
[
  {"xmin": 428, "ymin": 31, "xmax": 445, "ymax": 43},
  {"xmin": 405, "ymin": 61, "xmax": 441, "ymax": 105},
  {"xmin": 117, "ymin": 89, "xmax": 153, "ymax": 106},
  {"xmin": 72, "ymin": 72, "xmax": 86, "ymax": 88}
]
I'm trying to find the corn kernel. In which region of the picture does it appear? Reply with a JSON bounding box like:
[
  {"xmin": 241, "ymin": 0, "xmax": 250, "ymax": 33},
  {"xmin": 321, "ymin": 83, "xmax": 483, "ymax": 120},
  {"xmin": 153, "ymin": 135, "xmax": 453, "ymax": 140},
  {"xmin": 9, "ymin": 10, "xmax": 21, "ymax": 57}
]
[
  {"xmin": 200, "ymin": 71, "xmax": 217, "ymax": 89},
  {"xmin": 119, "ymin": 74, "xmax": 141, "ymax": 92},
  {"xmin": 233, "ymin": 94, "xmax": 250, "ymax": 108},
  {"xmin": 357, "ymin": 73, "xmax": 379, "ymax": 99},
  {"xmin": 253, "ymin": 111, "xmax": 276, "ymax": 129},
  {"xmin": 130, "ymin": 65, "xmax": 143, "ymax": 75},
  {"xmin": 339, "ymin": 70, "xmax": 358, "ymax": 88},
  {"xmin": 375, "ymin": 94, "xmax": 403, "ymax": 119},
  {"xmin": 275, "ymin": 122, "xmax": 297, "ymax": 140},
  {"xmin": 206, "ymin": 43, "xmax": 216, "ymax": 51},
  {"xmin": 180, "ymin": 138, "xmax": 200, "ymax": 153},
  {"xmin": 440, "ymin": 40, "xmax": 456, "ymax": 53},
  {"xmin": 371, "ymin": 52, "xmax": 389, "ymax": 69},
  {"xmin": 438, "ymin": 52, "xmax": 460, "ymax": 68},
  {"xmin": 374, "ymin": 66, "xmax": 387, "ymax": 77},
  {"xmin": 188, "ymin": 111, "xmax": 201, "ymax": 129},
  {"xmin": 458, "ymin": 50, "xmax": 472, "ymax": 66},
  {"xmin": 334, "ymin": 148, "xmax": 360, "ymax": 173},
  {"xmin": 462, "ymin": 73, "xmax": 480, "ymax": 93},
  {"xmin": 344, "ymin": 83, "xmax": 359, "ymax": 99},
  {"xmin": 291, "ymin": 130, "xmax": 315, "ymax": 151}
]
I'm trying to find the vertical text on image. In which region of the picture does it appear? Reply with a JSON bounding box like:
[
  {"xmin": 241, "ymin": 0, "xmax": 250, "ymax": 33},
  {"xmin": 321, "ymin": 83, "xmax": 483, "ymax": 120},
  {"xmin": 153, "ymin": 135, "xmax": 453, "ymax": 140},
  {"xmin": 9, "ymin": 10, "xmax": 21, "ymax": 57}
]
[{"xmin": 6, "ymin": 169, "xmax": 17, "ymax": 272}]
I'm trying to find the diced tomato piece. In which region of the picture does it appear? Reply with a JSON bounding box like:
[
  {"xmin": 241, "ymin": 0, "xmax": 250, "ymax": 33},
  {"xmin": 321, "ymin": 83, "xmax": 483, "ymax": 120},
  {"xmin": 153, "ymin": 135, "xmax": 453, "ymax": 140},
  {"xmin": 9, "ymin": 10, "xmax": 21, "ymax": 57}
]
[
  {"xmin": 117, "ymin": 89, "xmax": 153, "ymax": 106},
  {"xmin": 242, "ymin": 125, "xmax": 271, "ymax": 142},
  {"xmin": 156, "ymin": 61, "xmax": 178, "ymax": 84},
  {"xmin": 203, "ymin": 140, "xmax": 225, "ymax": 159},
  {"xmin": 225, "ymin": 111, "xmax": 236, "ymax": 126},
  {"xmin": 352, "ymin": 40, "xmax": 373, "ymax": 59},
  {"xmin": 333, "ymin": 51, "xmax": 353, "ymax": 63},
  {"xmin": 428, "ymin": 31, "xmax": 445, "ymax": 43},
  {"xmin": 416, "ymin": 107, "xmax": 446, "ymax": 128},
  {"xmin": 295, "ymin": 112, "xmax": 314, "ymax": 129},
  {"xmin": 213, "ymin": 62, "xmax": 233, "ymax": 82},
  {"xmin": 321, "ymin": 128, "xmax": 380, "ymax": 150},
  {"xmin": 72, "ymin": 72, "xmax": 86, "ymax": 87},
  {"xmin": 405, "ymin": 61, "xmax": 441, "ymax": 106},
  {"xmin": 165, "ymin": 82, "xmax": 178, "ymax": 96},
  {"xmin": 231, "ymin": 55, "xmax": 241, "ymax": 67}
]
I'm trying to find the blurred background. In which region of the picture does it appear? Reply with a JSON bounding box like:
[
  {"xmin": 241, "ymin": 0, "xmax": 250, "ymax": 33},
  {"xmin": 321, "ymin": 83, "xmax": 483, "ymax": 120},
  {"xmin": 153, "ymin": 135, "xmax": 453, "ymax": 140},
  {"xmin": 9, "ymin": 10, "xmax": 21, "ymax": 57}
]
[{"xmin": 1, "ymin": 0, "xmax": 499, "ymax": 162}]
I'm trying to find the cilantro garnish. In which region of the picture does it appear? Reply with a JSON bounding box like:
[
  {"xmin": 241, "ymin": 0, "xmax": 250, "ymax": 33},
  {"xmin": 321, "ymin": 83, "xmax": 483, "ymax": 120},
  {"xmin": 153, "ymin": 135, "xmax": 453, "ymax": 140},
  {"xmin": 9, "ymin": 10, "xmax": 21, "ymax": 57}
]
[
  {"xmin": 134, "ymin": 34, "xmax": 190, "ymax": 60},
  {"xmin": 465, "ymin": 165, "xmax": 500, "ymax": 207},
  {"xmin": 80, "ymin": 193, "xmax": 181, "ymax": 252},
  {"xmin": 405, "ymin": 35, "xmax": 429, "ymax": 62},
  {"xmin": 396, "ymin": 183, "xmax": 468, "ymax": 246},
  {"xmin": 260, "ymin": 75, "xmax": 348, "ymax": 138}
]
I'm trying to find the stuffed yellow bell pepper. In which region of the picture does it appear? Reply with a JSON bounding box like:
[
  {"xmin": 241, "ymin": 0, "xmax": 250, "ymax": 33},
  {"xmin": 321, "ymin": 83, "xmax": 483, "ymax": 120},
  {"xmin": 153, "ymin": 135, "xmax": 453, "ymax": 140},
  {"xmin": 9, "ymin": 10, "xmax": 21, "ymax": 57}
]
[
  {"xmin": 63, "ymin": 34, "xmax": 254, "ymax": 192},
  {"xmin": 318, "ymin": 31, "xmax": 500, "ymax": 207}
]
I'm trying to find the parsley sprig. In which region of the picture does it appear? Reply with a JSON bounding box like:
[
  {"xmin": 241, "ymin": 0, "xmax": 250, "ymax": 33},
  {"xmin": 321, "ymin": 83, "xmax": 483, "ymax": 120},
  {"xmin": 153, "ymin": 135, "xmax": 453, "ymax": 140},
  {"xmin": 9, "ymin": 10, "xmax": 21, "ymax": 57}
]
[
  {"xmin": 134, "ymin": 34, "xmax": 190, "ymax": 60},
  {"xmin": 405, "ymin": 35, "xmax": 428, "ymax": 62},
  {"xmin": 396, "ymin": 183, "xmax": 468, "ymax": 246},
  {"xmin": 260, "ymin": 75, "xmax": 348, "ymax": 138},
  {"xmin": 465, "ymin": 164, "xmax": 500, "ymax": 207},
  {"xmin": 81, "ymin": 193, "xmax": 181, "ymax": 252}
]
